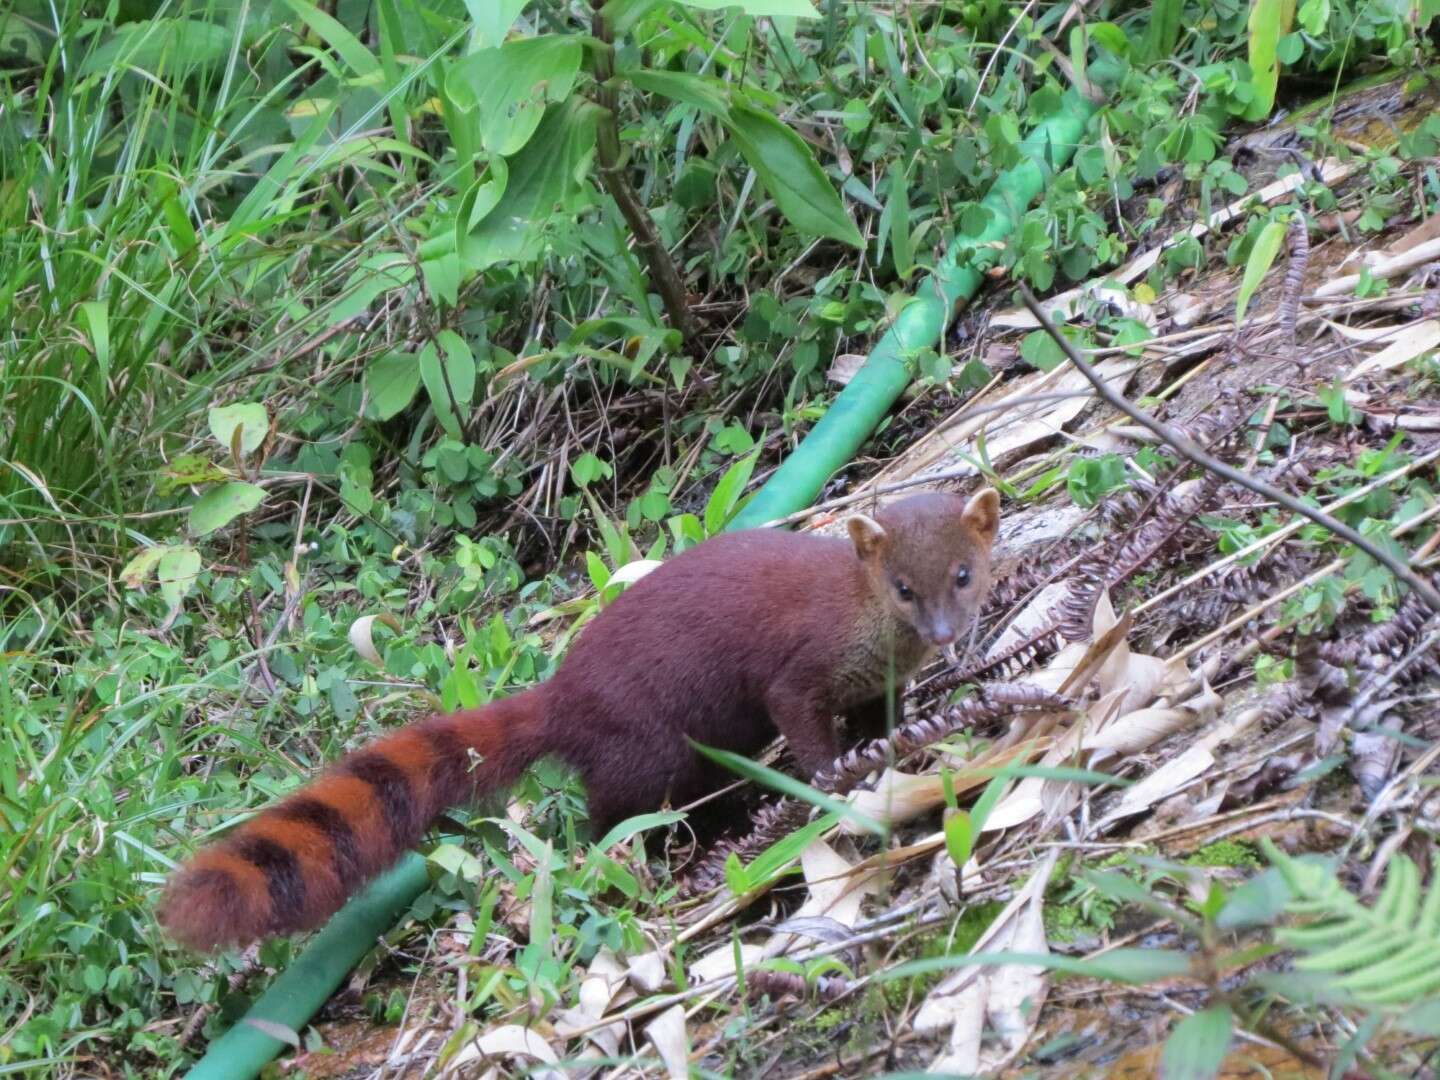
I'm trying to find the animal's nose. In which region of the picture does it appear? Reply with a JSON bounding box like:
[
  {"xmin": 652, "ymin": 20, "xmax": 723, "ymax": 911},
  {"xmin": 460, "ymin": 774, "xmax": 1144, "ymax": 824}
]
[{"xmin": 929, "ymin": 624, "xmax": 956, "ymax": 646}]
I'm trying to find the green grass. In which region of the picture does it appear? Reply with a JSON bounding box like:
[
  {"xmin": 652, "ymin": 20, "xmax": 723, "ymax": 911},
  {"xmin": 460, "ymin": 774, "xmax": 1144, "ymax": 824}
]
[{"xmin": 3, "ymin": 0, "xmax": 1437, "ymax": 1073}]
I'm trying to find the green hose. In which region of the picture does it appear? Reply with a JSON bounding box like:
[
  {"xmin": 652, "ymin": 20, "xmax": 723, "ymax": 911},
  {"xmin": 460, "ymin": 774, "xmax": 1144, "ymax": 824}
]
[
  {"xmin": 180, "ymin": 854, "xmax": 426, "ymax": 1078},
  {"xmin": 730, "ymin": 80, "xmax": 1105, "ymax": 529},
  {"xmin": 181, "ymin": 72, "xmax": 1111, "ymax": 1080}
]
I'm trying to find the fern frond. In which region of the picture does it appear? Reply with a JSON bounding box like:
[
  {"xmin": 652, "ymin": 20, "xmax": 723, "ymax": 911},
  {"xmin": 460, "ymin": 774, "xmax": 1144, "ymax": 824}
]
[{"xmin": 1264, "ymin": 840, "xmax": 1440, "ymax": 1011}]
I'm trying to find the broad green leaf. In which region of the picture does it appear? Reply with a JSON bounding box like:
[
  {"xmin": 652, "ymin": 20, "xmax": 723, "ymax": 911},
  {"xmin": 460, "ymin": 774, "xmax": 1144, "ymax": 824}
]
[
  {"xmin": 585, "ymin": 550, "xmax": 610, "ymax": 591},
  {"xmin": 1160, "ymin": 1006, "xmax": 1233, "ymax": 1080},
  {"xmin": 1088, "ymin": 21, "xmax": 1130, "ymax": 56},
  {"xmin": 460, "ymin": 98, "xmax": 601, "ymax": 270},
  {"xmin": 946, "ymin": 770, "xmax": 1009, "ymax": 868},
  {"xmin": 285, "ymin": 0, "xmax": 380, "ymax": 76},
  {"xmin": 593, "ymin": 811, "xmax": 687, "ymax": 853},
  {"xmin": 79, "ymin": 18, "xmax": 232, "ymax": 77},
  {"xmin": 1244, "ymin": 0, "xmax": 1283, "ymax": 121},
  {"xmin": 725, "ymin": 105, "xmax": 863, "ymax": 249},
  {"xmin": 420, "ymin": 233, "xmax": 461, "ymax": 308},
  {"xmin": 329, "ymin": 254, "xmax": 415, "ymax": 327},
  {"xmin": 1215, "ymin": 867, "xmax": 1291, "ymax": 930},
  {"xmin": 571, "ymin": 452, "xmax": 613, "ymax": 487},
  {"xmin": 157, "ymin": 544, "xmax": 202, "ymax": 615},
  {"xmin": 446, "ymin": 36, "xmax": 583, "ymax": 156},
  {"xmin": 436, "ymin": 330, "xmax": 477, "ymax": 407},
  {"xmin": 1298, "ymin": 0, "xmax": 1330, "ymax": 34},
  {"xmin": 367, "ymin": 352, "xmax": 421, "ymax": 420},
  {"xmin": 602, "ymin": 0, "xmax": 666, "ymax": 34},
  {"xmin": 208, "ymin": 403, "xmax": 269, "ymax": 456},
  {"xmin": 678, "ymin": 0, "xmax": 816, "ymax": 14},
  {"xmin": 429, "ymin": 841, "xmax": 485, "ymax": 880},
  {"xmin": 942, "ymin": 811, "xmax": 973, "ymax": 870},
  {"xmin": 418, "ymin": 342, "xmax": 462, "ymax": 439},
  {"xmin": 1141, "ymin": 0, "xmax": 1182, "ymax": 61},
  {"xmin": 1235, "ymin": 220, "xmax": 1287, "ymax": 322},
  {"xmin": 1020, "ymin": 328, "xmax": 1069, "ymax": 372},
  {"xmin": 453, "ymin": 160, "xmax": 510, "ymax": 264},
  {"xmin": 189, "ymin": 482, "xmax": 265, "ymax": 536},
  {"xmin": 705, "ymin": 448, "xmax": 760, "ymax": 535},
  {"xmin": 623, "ymin": 68, "xmax": 731, "ymax": 116},
  {"xmin": 464, "ymin": 0, "xmax": 528, "ymax": 47}
]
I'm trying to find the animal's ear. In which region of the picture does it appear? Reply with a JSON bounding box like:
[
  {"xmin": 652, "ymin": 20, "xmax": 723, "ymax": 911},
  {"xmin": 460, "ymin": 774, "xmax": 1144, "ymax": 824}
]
[
  {"xmin": 847, "ymin": 514, "xmax": 888, "ymax": 561},
  {"xmin": 961, "ymin": 487, "xmax": 1001, "ymax": 546}
]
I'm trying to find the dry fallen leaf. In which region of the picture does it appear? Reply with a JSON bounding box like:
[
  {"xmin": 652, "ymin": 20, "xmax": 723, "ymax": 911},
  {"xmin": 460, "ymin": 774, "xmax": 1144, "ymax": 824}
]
[
  {"xmin": 916, "ymin": 851, "xmax": 1058, "ymax": 1074},
  {"xmin": 446, "ymin": 1024, "xmax": 564, "ymax": 1080},
  {"xmin": 1345, "ymin": 319, "xmax": 1440, "ymax": 380},
  {"xmin": 765, "ymin": 838, "xmax": 873, "ymax": 957},
  {"xmin": 827, "ymin": 352, "xmax": 868, "ymax": 385},
  {"xmin": 553, "ymin": 947, "xmax": 631, "ymax": 1057},
  {"xmin": 626, "ymin": 949, "xmax": 668, "ymax": 994},
  {"xmin": 348, "ymin": 612, "xmax": 402, "ymax": 667},
  {"xmin": 690, "ymin": 940, "xmax": 766, "ymax": 983},
  {"xmin": 1095, "ymin": 695, "xmax": 1255, "ymax": 830},
  {"xmin": 644, "ymin": 1004, "xmax": 691, "ymax": 1080}
]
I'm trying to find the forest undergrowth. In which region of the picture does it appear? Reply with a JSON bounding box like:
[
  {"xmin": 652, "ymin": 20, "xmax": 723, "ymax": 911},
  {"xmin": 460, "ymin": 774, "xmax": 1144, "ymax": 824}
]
[{"xmin": 3, "ymin": 0, "xmax": 1440, "ymax": 1075}]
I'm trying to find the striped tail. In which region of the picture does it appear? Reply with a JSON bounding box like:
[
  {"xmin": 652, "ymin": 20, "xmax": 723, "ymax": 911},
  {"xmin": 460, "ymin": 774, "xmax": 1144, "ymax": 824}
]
[{"xmin": 158, "ymin": 688, "xmax": 548, "ymax": 952}]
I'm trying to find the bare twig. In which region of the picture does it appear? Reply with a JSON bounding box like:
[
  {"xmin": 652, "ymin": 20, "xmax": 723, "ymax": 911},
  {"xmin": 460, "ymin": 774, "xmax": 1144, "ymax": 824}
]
[{"xmin": 1017, "ymin": 284, "xmax": 1440, "ymax": 614}]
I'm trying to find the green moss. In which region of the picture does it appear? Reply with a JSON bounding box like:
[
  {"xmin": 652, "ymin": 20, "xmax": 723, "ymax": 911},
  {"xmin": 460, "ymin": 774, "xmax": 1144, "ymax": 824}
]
[
  {"xmin": 871, "ymin": 901, "xmax": 1006, "ymax": 1010},
  {"xmin": 1183, "ymin": 839, "xmax": 1261, "ymax": 869}
]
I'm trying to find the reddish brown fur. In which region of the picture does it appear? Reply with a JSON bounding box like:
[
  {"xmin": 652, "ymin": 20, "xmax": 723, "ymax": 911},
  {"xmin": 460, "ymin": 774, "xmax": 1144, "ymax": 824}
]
[{"xmin": 160, "ymin": 491, "xmax": 1000, "ymax": 951}]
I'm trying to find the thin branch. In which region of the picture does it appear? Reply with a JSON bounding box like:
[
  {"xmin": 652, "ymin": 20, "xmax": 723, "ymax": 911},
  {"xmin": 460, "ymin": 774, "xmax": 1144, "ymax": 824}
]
[{"xmin": 1017, "ymin": 283, "xmax": 1440, "ymax": 614}]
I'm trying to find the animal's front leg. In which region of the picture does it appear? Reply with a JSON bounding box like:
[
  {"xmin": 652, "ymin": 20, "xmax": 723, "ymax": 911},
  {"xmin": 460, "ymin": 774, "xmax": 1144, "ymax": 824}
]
[
  {"xmin": 764, "ymin": 680, "xmax": 841, "ymax": 778},
  {"xmin": 844, "ymin": 690, "xmax": 903, "ymax": 743}
]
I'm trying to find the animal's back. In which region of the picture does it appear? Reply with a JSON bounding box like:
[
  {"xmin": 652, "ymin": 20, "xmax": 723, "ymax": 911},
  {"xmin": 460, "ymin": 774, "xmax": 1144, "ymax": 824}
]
[{"xmin": 540, "ymin": 529, "xmax": 860, "ymax": 820}]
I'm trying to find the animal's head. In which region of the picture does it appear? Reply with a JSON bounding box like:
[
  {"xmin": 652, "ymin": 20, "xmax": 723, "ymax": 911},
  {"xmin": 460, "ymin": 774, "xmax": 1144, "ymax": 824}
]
[{"xmin": 846, "ymin": 488, "xmax": 1001, "ymax": 651}]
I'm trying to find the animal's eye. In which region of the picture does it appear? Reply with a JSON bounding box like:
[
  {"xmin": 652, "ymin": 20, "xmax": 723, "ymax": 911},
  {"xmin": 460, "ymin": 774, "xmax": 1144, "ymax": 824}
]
[
  {"xmin": 894, "ymin": 580, "xmax": 914, "ymax": 601},
  {"xmin": 955, "ymin": 567, "xmax": 971, "ymax": 589}
]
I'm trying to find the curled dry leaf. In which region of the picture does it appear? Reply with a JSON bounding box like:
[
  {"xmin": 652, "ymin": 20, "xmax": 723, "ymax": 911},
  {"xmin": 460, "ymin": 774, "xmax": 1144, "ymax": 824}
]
[
  {"xmin": 1092, "ymin": 675, "xmax": 1219, "ymax": 775},
  {"xmin": 644, "ymin": 1004, "xmax": 690, "ymax": 1080},
  {"xmin": 690, "ymin": 940, "xmax": 766, "ymax": 983},
  {"xmin": 916, "ymin": 851, "xmax": 1058, "ymax": 1074},
  {"xmin": 765, "ymin": 838, "xmax": 873, "ymax": 958},
  {"xmin": 348, "ymin": 612, "xmax": 402, "ymax": 667},
  {"xmin": 1095, "ymin": 697, "xmax": 1258, "ymax": 831},
  {"xmin": 445, "ymin": 1024, "xmax": 563, "ymax": 1080},
  {"xmin": 827, "ymin": 352, "xmax": 868, "ymax": 385},
  {"xmin": 608, "ymin": 559, "xmax": 663, "ymax": 588},
  {"xmin": 1345, "ymin": 320, "xmax": 1440, "ymax": 380},
  {"xmin": 1352, "ymin": 721, "xmax": 1403, "ymax": 802},
  {"xmin": 626, "ymin": 949, "xmax": 668, "ymax": 994},
  {"xmin": 1019, "ymin": 641, "xmax": 1091, "ymax": 694},
  {"xmin": 844, "ymin": 769, "xmax": 943, "ymax": 832},
  {"xmin": 554, "ymin": 947, "xmax": 631, "ymax": 1057}
]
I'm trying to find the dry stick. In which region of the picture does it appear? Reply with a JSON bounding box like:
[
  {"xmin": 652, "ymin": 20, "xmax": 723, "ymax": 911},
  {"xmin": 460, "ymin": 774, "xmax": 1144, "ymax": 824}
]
[
  {"xmin": 1017, "ymin": 284, "xmax": 1440, "ymax": 614},
  {"xmin": 1133, "ymin": 445, "xmax": 1440, "ymax": 618}
]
